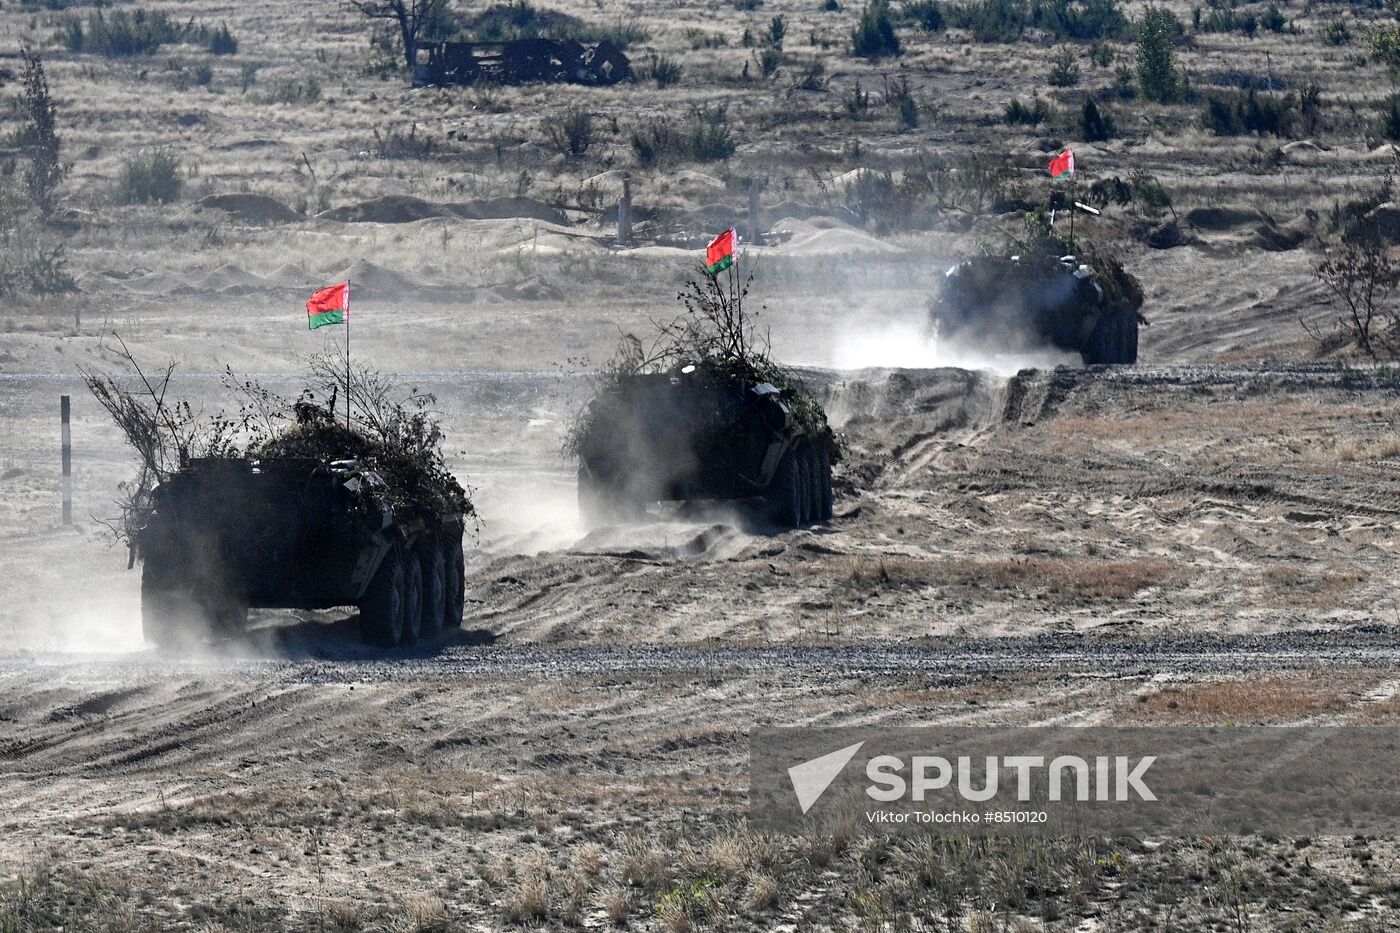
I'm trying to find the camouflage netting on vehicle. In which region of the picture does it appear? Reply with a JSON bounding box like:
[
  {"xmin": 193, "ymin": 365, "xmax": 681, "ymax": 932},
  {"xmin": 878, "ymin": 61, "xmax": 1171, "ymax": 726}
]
[
  {"xmin": 564, "ymin": 266, "xmax": 840, "ymax": 460},
  {"xmin": 82, "ymin": 343, "xmax": 473, "ymax": 548},
  {"xmin": 257, "ymin": 398, "xmax": 472, "ymax": 519},
  {"xmin": 963, "ymin": 234, "xmax": 1144, "ymax": 316}
]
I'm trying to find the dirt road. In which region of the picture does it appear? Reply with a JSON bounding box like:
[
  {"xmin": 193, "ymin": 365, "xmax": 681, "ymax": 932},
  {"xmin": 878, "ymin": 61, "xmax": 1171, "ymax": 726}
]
[{"xmin": 3, "ymin": 361, "xmax": 1399, "ymax": 929}]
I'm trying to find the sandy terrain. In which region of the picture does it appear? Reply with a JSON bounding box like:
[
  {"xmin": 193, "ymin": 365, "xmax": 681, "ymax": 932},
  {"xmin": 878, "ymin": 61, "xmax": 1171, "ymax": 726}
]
[{"xmin": 2, "ymin": 0, "xmax": 1400, "ymax": 927}]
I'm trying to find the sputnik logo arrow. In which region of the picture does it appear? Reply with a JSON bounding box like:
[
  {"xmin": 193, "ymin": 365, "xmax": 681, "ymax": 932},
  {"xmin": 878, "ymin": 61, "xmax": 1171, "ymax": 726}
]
[{"xmin": 787, "ymin": 741, "xmax": 865, "ymax": 814}]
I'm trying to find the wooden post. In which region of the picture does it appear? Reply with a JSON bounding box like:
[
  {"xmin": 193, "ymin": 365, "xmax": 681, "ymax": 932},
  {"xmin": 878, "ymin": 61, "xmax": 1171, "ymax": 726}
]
[
  {"xmin": 60, "ymin": 395, "xmax": 72, "ymax": 525},
  {"xmin": 748, "ymin": 179, "xmax": 762, "ymax": 241},
  {"xmin": 617, "ymin": 173, "xmax": 631, "ymax": 247}
]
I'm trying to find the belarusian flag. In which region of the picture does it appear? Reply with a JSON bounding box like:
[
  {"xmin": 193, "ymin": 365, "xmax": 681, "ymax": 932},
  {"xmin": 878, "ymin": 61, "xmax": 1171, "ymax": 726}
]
[
  {"xmin": 307, "ymin": 282, "xmax": 349, "ymax": 329},
  {"xmin": 705, "ymin": 227, "xmax": 737, "ymax": 275},
  {"xmin": 1048, "ymin": 149, "xmax": 1075, "ymax": 181}
]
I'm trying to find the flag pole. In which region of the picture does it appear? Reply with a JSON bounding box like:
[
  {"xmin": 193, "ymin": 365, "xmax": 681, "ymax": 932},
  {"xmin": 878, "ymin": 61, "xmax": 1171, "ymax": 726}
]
[
  {"xmin": 1069, "ymin": 181, "xmax": 1075, "ymax": 252},
  {"xmin": 345, "ymin": 280, "xmax": 351, "ymax": 433}
]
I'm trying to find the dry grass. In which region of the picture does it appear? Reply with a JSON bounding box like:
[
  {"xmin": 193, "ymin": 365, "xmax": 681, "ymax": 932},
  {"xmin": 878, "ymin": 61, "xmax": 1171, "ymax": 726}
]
[
  {"xmin": 500, "ymin": 853, "xmax": 551, "ymax": 925},
  {"xmin": 1259, "ymin": 563, "xmax": 1368, "ymax": 608},
  {"xmin": 323, "ymin": 900, "xmax": 365, "ymax": 932},
  {"xmin": 397, "ymin": 893, "xmax": 449, "ymax": 933},
  {"xmin": 1133, "ymin": 677, "xmax": 1352, "ymax": 723},
  {"xmin": 619, "ymin": 831, "xmax": 667, "ymax": 889},
  {"xmin": 599, "ymin": 884, "xmax": 632, "ymax": 925},
  {"xmin": 809, "ymin": 554, "xmax": 1179, "ymax": 602},
  {"xmin": 1335, "ymin": 435, "xmax": 1400, "ymax": 463}
]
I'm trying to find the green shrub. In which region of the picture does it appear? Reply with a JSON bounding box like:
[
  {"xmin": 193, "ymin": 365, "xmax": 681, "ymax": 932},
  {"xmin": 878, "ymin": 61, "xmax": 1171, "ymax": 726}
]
[
  {"xmin": 755, "ymin": 45, "xmax": 783, "ymax": 78},
  {"xmin": 1046, "ymin": 46, "xmax": 1080, "ymax": 86},
  {"xmin": 467, "ymin": 1, "xmax": 649, "ymax": 49},
  {"xmin": 903, "ymin": 0, "xmax": 944, "ymax": 30},
  {"xmin": 470, "ymin": 1, "xmax": 584, "ymax": 41},
  {"xmin": 687, "ymin": 104, "xmax": 736, "ymax": 161},
  {"xmin": 767, "ymin": 14, "xmax": 786, "ymax": 47},
  {"xmin": 1203, "ymin": 89, "xmax": 1296, "ymax": 137},
  {"xmin": 1004, "ymin": 95, "xmax": 1052, "ymax": 125},
  {"xmin": 1260, "ymin": 3, "xmax": 1287, "ymax": 33},
  {"xmin": 851, "ymin": 0, "xmax": 901, "ymax": 58},
  {"xmin": 944, "ymin": 0, "xmax": 1027, "ymax": 42},
  {"xmin": 1081, "ymin": 97, "xmax": 1114, "ymax": 140},
  {"xmin": 115, "ymin": 150, "xmax": 183, "ymax": 204},
  {"xmin": 1376, "ymin": 94, "xmax": 1400, "ymax": 142},
  {"xmin": 60, "ymin": 10, "xmax": 184, "ymax": 57},
  {"xmin": 255, "ymin": 79, "xmax": 322, "ymax": 105},
  {"xmin": 207, "ymin": 23, "xmax": 237, "ymax": 55},
  {"xmin": 630, "ymin": 119, "xmax": 680, "ymax": 166},
  {"xmin": 844, "ymin": 78, "xmax": 871, "ymax": 116},
  {"xmin": 643, "ymin": 53, "xmax": 683, "ymax": 88},
  {"xmin": 1197, "ymin": 7, "xmax": 1258, "ymax": 37},
  {"xmin": 543, "ymin": 106, "xmax": 594, "ymax": 157},
  {"xmin": 1136, "ymin": 6, "xmax": 1186, "ymax": 102},
  {"xmin": 1325, "ymin": 19, "xmax": 1351, "ymax": 46},
  {"xmin": 1032, "ymin": 0, "xmax": 1129, "ymax": 40},
  {"xmin": 15, "ymin": 50, "xmax": 67, "ymax": 219},
  {"xmin": 372, "ymin": 124, "xmax": 440, "ymax": 159},
  {"xmin": 942, "ymin": 0, "xmax": 1128, "ymax": 43},
  {"xmin": 898, "ymin": 94, "xmax": 920, "ymax": 129},
  {"xmin": 1371, "ymin": 23, "xmax": 1400, "ymax": 83}
]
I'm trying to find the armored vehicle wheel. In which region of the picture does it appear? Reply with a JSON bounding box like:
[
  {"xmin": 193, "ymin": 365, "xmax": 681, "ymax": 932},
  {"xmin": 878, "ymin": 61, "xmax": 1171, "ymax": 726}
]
[
  {"xmin": 578, "ymin": 466, "xmax": 610, "ymax": 529},
  {"xmin": 141, "ymin": 562, "xmax": 191, "ymax": 648},
  {"xmin": 361, "ymin": 548, "xmax": 407, "ymax": 647},
  {"xmin": 418, "ymin": 539, "xmax": 447, "ymax": 640},
  {"xmin": 806, "ymin": 446, "xmax": 826, "ymax": 525},
  {"xmin": 445, "ymin": 532, "xmax": 466, "ymax": 631},
  {"xmin": 579, "ymin": 465, "xmax": 645, "ymax": 528},
  {"xmin": 796, "ymin": 446, "xmax": 813, "ymax": 526},
  {"xmin": 816, "ymin": 445, "xmax": 834, "ymax": 522},
  {"xmin": 402, "ymin": 554, "xmax": 424, "ymax": 646},
  {"xmin": 765, "ymin": 448, "xmax": 802, "ymax": 528},
  {"xmin": 1084, "ymin": 312, "xmax": 1137, "ymax": 366},
  {"xmin": 141, "ymin": 559, "xmax": 242, "ymax": 648}
]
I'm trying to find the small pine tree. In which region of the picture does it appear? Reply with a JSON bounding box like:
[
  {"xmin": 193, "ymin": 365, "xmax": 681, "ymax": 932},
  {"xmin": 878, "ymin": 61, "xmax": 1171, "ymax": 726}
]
[
  {"xmin": 1081, "ymin": 98, "xmax": 1114, "ymax": 140},
  {"xmin": 17, "ymin": 49, "xmax": 67, "ymax": 219},
  {"xmin": 1136, "ymin": 6, "xmax": 1185, "ymax": 103},
  {"xmin": 851, "ymin": 0, "xmax": 900, "ymax": 58}
]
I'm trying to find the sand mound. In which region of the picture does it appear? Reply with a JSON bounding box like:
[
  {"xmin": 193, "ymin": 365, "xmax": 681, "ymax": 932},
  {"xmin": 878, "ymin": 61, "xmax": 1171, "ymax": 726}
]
[
  {"xmin": 319, "ymin": 196, "xmax": 447, "ymax": 224},
  {"xmin": 493, "ymin": 276, "xmax": 564, "ymax": 302},
  {"xmin": 1185, "ymin": 206, "xmax": 1271, "ymax": 231},
  {"xmin": 1253, "ymin": 211, "xmax": 1317, "ymax": 252},
  {"xmin": 445, "ymin": 197, "xmax": 568, "ymax": 225},
  {"xmin": 266, "ymin": 262, "xmax": 311, "ymax": 288},
  {"xmin": 197, "ymin": 263, "xmax": 272, "ymax": 295},
  {"xmin": 319, "ymin": 195, "xmax": 568, "ymax": 226},
  {"xmin": 1366, "ymin": 203, "xmax": 1400, "ymax": 242},
  {"xmin": 777, "ymin": 217, "xmax": 903, "ymax": 256},
  {"xmin": 331, "ymin": 259, "xmax": 418, "ymax": 295},
  {"xmin": 197, "ymin": 194, "xmax": 303, "ymax": 225}
]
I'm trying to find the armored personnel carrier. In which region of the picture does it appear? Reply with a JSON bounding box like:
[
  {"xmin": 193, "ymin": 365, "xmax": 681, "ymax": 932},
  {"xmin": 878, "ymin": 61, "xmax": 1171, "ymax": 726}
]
[
  {"xmin": 574, "ymin": 363, "xmax": 837, "ymax": 529},
  {"xmin": 136, "ymin": 457, "xmax": 466, "ymax": 649},
  {"xmin": 933, "ymin": 252, "xmax": 1144, "ymax": 365}
]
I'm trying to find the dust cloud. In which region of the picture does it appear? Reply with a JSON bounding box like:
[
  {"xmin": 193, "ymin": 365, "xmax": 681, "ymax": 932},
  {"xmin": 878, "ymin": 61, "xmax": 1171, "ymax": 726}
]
[
  {"xmin": 473, "ymin": 470, "xmax": 585, "ymax": 555},
  {"xmin": 3, "ymin": 557, "xmax": 145, "ymax": 653},
  {"xmin": 824, "ymin": 318, "xmax": 1080, "ymax": 377}
]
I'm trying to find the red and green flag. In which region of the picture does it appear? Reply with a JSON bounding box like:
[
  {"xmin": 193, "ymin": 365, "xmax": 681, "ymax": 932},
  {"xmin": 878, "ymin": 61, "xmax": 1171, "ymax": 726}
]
[
  {"xmin": 1048, "ymin": 148, "xmax": 1075, "ymax": 181},
  {"xmin": 306, "ymin": 281, "xmax": 349, "ymax": 329},
  {"xmin": 705, "ymin": 227, "xmax": 737, "ymax": 275}
]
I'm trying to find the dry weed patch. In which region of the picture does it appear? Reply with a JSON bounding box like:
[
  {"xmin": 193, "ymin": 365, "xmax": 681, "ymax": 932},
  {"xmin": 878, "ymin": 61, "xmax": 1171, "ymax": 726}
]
[
  {"xmin": 1259, "ymin": 562, "xmax": 1368, "ymax": 608},
  {"xmin": 806, "ymin": 554, "xmax": 1180, "ymax": 602},
  {"xmin": 1134, "ymin": 676, "xmax": 1352, "ymax": 723}
]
